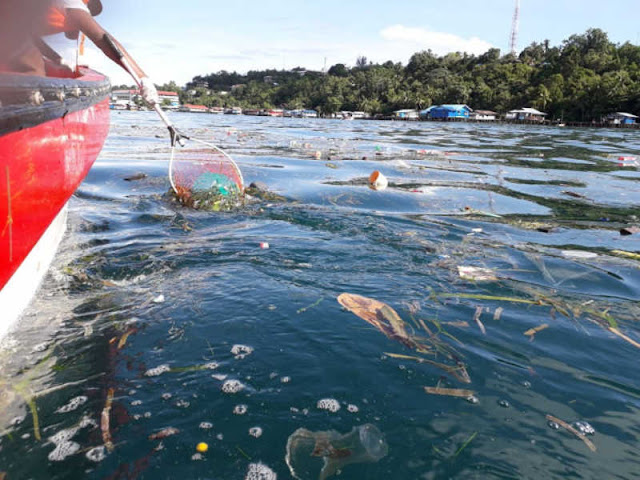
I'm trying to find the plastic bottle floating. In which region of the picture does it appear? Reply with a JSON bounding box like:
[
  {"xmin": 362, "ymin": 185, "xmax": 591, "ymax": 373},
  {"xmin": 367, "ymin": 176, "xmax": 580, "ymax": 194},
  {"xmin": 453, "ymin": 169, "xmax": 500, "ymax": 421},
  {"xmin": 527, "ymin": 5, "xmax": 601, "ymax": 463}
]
[
  {"xmin": 285, "ymin": 424, "xmax": 388, "ymax": 480},
  {"xmin": 368, "ymin": 171, "xmax": 388, "ymax": 191}
]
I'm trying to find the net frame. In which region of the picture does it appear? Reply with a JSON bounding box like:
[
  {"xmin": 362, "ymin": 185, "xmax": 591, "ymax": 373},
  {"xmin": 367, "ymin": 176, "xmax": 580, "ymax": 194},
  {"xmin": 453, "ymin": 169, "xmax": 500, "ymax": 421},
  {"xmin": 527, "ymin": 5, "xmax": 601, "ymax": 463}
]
[{"xmin": 169, "ymin": 137, "xmax": 244, "ymax": 200}]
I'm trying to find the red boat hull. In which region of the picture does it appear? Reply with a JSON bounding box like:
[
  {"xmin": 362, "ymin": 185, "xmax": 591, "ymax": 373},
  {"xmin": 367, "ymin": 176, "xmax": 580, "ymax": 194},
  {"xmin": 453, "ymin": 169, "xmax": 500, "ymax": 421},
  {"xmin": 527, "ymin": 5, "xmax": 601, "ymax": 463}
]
[{"xmin": 0, "ymin": 68, "xmax": 110, "ymax": 293}]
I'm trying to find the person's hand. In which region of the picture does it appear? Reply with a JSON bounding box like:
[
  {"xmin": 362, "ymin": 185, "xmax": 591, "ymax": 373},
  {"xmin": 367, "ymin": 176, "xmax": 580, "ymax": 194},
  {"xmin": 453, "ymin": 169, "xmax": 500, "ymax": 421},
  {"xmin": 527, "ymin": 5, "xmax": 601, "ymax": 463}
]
[{"xmin": 140, "ymin": 77, "xmax": 159, "ymax": 105}]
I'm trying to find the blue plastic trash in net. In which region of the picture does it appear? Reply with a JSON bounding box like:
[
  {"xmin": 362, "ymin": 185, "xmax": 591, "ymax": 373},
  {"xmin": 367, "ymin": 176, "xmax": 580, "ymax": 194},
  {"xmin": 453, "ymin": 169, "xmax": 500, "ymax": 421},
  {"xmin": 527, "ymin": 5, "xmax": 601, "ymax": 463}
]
[{"xmin": 192, "ymin": 172, "xmax": 236, "ymax": 196}]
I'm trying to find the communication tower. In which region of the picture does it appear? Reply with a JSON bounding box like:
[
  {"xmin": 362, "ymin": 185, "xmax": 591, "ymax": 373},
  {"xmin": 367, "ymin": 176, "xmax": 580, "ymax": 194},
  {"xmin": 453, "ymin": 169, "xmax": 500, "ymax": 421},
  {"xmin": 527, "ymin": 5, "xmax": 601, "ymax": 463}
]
[{"xmin": 510, "ymin": 0, "xmax": 520, "ymax": 56}]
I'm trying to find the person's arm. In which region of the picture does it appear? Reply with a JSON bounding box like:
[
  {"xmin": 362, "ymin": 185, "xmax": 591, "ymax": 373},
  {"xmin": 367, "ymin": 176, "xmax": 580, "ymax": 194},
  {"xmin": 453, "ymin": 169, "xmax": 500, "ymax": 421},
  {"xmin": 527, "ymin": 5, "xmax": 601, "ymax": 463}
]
[{"xmin": 64, "ymin": 8, "xmax": 158, "ymax": 103}]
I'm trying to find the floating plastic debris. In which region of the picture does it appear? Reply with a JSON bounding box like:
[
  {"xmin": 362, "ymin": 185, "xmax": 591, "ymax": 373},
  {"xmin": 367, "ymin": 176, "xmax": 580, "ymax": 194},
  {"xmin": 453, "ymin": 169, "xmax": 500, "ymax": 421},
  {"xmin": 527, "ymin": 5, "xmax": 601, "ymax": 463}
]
[
  {"xmin": 131, "ymin": 400, "xmax": 142, "ymax": 406},
  {"xmin": 55, "ymin": 396, "xmax": 88, "ymax": 414},
  {"xmin": 347, "ymin": 404, "xmax": 359, "ymax": 413},
  {"xmin": 498, "ymin": 400, "xmax": 510, "ymax": 408},
  {"xmin": 212, "ymin": 374, "xmax": 228, "ymax": 381},
  {"xmin": 249, "ymin": 427, "xmax": 263, "ymax": 438},
  {"xmin": 260, "ymin": 242, "xmax": 270, "ymax": 250},
  {"xmin": 196, "ymin": 442, "xmax": 209, "ymax": 453},
  {"xmin": 316, "ymin": 398, "xmax": 341, "ymax": 413},
  {"xmin": 144, "ymin": 364, "xmax": 171, "ymax": 377},
  {"xmin": 245, "ymin": 462, "xmax": 277, "ymax": 480},
  {"xmin": 162, "ymin": 393, "xmax": 173, "ymax": 400},
  {"xmin": 231, "ymin": 344, "xmax": 254, "ymax": 359},
  {"xmin": 424, "ymin": 387, "xmax": 476, "ymax": 398},
  {"xmin": 204, "ymin": 362, "xmax": 220, "ymax": 370},
  {"xmin": 222, "ymin": 379, "xmax": 245, "ymax": 394},
  {"xmin": 199, "ymin": 422, "xmax": 214, "ymax": 429},
  {"xmin": 368, "ymin": 171, "xmax": 388, "ymax": 191},
  {"xmin": 149, "ymin": 427, "xmax": 180, "ymax": 440},
  {"xmin": 561, "ymin": 250, "xmax": 598, "ymax": 259},
  {"xmin": 547, "ymin": 421, "xmax": 560, "ymax": 430},
  {"xmin": 192, "ymin": 453, "xmax": 204, "ymax": 461},
  {"xmin": 175, "ymin": 399, "xmax": 190, "ymax": 408},
  {"xmin": 457, "ymin": 266, "xmax": 498, "ymax": 282},
  {"xmin": 233, "ymin": 404, "xmax": 248, "ymax": 415},
  {"xmin": 286, "ymin": 424, "xmax": 388, "ymax": 480},
  {"xmin": 153, "ymin": 294, "xmax": 165, "ymax": 304},
  {"xmin": 466, "ymin": 395, "xmax": 479, "ymax": 404},
  {"xmin": 281, "ymin": 376, "xmax": 291, "ymax": 383}
]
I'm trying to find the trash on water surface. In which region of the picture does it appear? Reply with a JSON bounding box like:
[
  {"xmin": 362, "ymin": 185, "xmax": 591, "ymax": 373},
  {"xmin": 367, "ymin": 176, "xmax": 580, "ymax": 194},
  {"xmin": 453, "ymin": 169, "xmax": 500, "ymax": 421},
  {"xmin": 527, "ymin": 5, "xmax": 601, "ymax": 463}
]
[
  {"xmin": 620, "ymin": 226, "xmax": 640, "ymax": 236},
  {"xmin": 337, "ymin": 293, "xmax": 471, "ymax": 383},
  {"xmin": 546, "ymin": 414, "xmax": 596, "ymax": 452},
  {"xmin": 424, "ymin": 386, "xmax": 476, "ymax": 398},
  {"xmin": 285, "ymin": 424, "xmax": 388, "ymax": 480},
  {"xmin": 457, "ymin": 266, "xmax": 498, "ymax": 282},
  {"xmin": 368, "ymin": 171, "xmax": 388, "ymax": 191}
]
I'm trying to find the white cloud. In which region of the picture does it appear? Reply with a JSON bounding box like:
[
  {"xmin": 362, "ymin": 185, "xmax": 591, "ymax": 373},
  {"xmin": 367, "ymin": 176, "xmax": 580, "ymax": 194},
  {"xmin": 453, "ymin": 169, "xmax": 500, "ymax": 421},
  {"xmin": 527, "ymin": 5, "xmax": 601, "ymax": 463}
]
[{"xmin": 381, "ymin": 25, "xmax": 493, "ymax": 56}]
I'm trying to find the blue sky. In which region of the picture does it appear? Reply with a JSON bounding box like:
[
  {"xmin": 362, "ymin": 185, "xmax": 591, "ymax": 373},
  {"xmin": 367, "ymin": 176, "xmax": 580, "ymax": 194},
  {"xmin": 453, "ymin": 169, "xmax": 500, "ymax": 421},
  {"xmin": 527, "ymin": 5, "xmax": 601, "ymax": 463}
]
[{"xmin": 47, "ymin": 0, "xmax": 640, "ymax": 86}]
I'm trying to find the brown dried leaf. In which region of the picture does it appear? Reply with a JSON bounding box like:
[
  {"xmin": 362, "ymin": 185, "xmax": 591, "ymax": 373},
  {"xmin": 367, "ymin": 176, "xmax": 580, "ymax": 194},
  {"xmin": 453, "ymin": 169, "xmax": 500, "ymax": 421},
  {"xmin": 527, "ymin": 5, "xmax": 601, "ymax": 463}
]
[
  {"xmin": 101, "ymin": 388, "xmax": 115, "ymax": 452},
  {"xmin": 524, "ymin": 324, "xmax": 549, "ymax": 337}
]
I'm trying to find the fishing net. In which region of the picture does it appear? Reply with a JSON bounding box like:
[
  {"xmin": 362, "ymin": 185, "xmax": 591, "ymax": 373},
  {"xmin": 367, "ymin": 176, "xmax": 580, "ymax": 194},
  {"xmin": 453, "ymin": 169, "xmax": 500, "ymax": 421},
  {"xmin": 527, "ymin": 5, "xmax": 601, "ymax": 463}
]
[{"xmin": 169, "ymin": 137, "xmax": 244, "ymax": 210}]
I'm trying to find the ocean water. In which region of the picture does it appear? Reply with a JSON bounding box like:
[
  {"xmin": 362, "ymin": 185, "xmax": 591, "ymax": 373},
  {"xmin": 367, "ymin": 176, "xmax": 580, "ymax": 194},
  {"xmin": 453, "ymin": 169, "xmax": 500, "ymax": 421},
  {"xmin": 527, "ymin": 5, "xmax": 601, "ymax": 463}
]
[{"xmin": 1, "ymin": 112, "xmax": 640, "ymax": 479}]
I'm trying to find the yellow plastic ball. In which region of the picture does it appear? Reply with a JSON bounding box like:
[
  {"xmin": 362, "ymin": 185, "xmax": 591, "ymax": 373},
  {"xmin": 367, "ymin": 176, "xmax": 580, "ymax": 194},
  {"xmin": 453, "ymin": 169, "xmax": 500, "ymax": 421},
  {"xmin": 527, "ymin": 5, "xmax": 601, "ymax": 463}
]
[{"xmin": 196, "ymin": 442, "xmax": 209, "ymax": 453}]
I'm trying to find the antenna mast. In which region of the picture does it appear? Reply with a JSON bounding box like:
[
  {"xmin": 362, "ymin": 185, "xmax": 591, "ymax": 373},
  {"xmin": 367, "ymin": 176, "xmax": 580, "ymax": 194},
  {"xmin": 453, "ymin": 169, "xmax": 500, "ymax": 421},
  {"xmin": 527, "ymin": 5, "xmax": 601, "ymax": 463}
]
[{"xmin": 510, "ymin": 0, "xmax": 520, "ymax": 56}]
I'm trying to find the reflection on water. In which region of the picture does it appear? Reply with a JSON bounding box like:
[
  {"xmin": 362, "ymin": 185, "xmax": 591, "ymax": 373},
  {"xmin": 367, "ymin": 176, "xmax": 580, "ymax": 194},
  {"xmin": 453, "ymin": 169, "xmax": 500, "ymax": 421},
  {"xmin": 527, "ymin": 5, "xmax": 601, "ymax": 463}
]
[{"xmin": 1, "ymin": 112, "xmax": 639, "ymax": 479}]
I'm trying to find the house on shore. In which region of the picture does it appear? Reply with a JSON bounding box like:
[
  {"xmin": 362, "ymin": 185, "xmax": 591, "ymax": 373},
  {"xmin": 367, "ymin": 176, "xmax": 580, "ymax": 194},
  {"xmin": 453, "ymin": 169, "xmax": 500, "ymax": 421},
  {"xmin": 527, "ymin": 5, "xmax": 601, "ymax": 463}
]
[
  {"xmin": 470, "ymin": 110, "xmax": 497, "ymax": 121},
  {"xmin": 179, "ymin": 104, "xmax": 209, "ymax": 113},
  {"xmin": 605, "ymin": 112, "xmax": 638, "ymax": 125},
  {"xmin": 158, "ymin": 91, "xmax": 180, "ymax": 110},
  {"xmin": 393, "ymin": 109, "xmax": 419, "ymax": 120},
  {"xmin": 428, "ymin": 104, "xmax": 472, "ymax": 120},
  {"xmin": 506, "ymin": 108, "xmax": 547, "ymax": 122}
]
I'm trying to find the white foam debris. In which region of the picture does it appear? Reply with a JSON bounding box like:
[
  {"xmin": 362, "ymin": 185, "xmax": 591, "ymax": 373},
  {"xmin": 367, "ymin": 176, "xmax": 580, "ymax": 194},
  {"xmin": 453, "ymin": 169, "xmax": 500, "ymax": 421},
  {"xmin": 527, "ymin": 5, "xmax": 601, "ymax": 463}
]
[
  {"xmin": 175, "ymin": 399, "xmax": 190, "ymax": 408},
  {"xmin": 144, "ymin": 364, "xmax": 171, "ymax": 377},
  {"xmin": 249, "ymin": 427, "xmax": 263, "ymax": 438},
  {"xmin": 56, "ymin": 396, "xmax": 88, "ymax": 414},
  {"xmin": 216, "ymin": 433, "xmax": 224, "ymax": 440},
  {"xmin": 153, "ymin": 294, "xmax": 165, "ymax": 303},
  {"xmin": 347, "ymin": 404, "xmax": 359, "ymax": 413},
  {"xmin": 86, "ymin": 446, "xmax": 107, "ymax": 462},
  {"xmin": 231, "ymin": 344, "xmax": 254, "ymax": 359},
  {"xmin": 199, "ymin": 422, "xmax": 214, "ymax": 430},
  {"xmin": 48, "ymin": 441, "xmax": 80, "ymax": 462},
  {"xmin": 191, "ymin": 453, "xmax": 204, "ymax": 461},
  {"xmin": 204, "ymin": 362, "xmax": 219, "ymax": 370},
  {"xmin": 316, "ymin": 398, "xmax": 341, "ymax": 413},
  {"xmin": 161, "ymin": 393, "xmax": 172, "ymax": 400},
  {"xmin": 280, "ymin": 376, "xmax": 291, "ymax": 384},
  {"xmin": 211, "ymin": 374, "xmax": 228, "ymax": 381},
  {"xmin": 131, "ymin": 400, "xmax": 142, "ymax": 406},
  {"xmin": 562, "ymin": 250, "xmax": 598, "ymax": 259},
  {"xmin": 245, "ymin": 462, "xmax": 277, "ymax": 480},
  {"xmin": 233, "ymin": 404, "xmax": 248, "ymax": 415},
  {"xmin": 222, "ymin": 379, "xmax": 245, "ymax": 394}
]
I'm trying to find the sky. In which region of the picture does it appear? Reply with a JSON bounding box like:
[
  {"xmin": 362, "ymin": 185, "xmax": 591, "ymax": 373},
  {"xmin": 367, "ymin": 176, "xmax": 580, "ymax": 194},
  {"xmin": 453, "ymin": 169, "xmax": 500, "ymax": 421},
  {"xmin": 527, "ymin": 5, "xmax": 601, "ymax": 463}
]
[{"xmin": 46, "ymin": 0, "xmax": 640, "ymax": 87}]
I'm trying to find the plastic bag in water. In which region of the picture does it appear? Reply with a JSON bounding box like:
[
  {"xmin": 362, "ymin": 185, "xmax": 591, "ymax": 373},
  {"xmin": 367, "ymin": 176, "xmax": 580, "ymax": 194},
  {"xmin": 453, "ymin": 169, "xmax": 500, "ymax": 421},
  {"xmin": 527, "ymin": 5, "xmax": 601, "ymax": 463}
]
[{"xmin": 285, "ymin": 424, "xmax": 388, "ymax": 480}]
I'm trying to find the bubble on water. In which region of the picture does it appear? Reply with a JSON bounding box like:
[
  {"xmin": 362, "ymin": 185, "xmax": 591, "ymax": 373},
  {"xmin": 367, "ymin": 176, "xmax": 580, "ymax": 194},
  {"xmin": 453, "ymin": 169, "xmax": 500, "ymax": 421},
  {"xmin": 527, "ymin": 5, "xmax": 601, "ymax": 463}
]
[
  {"xmin": 48, "ymin": 441, "xmax": 80, "ymax": 462},
  {"xmin": 211, "ymin": 374, "xmax": 228, "ymax": 381},
  {"xmin": 145, "ymin": 364, "xmax": 171, "ymax": 377},
  {"xmin": 131, "ymin": 400, "xmax": 142, "ymax": 406},
  {"xmin": 233, "ymin": 404, "xmax": 248, "ymax": 415},
  {"xmin": 199, "ymin": 422, "xmax": 214, "ymax": 430},
  {"xmin": 498, "ymin": 399, "xmax": 510, "ymax": 408},
  {"xmin": 466, "ymin": 396, "xmax": 479, "ymax": 404},
  {"xmin": 572, "ymin": 421, "xmax": 595, "ymax": 435},
  {"xmin": 86, "ymin": 446, "xmax": 106, "ymax": 462},
  {"xmin": 204, "ymin": 362, "xmax": 219, "ymax": 370},
  {"xmin": 231, "ymin": 344, "xmax": 254, "ymax": 359},
  {"xmin": 56, "ymin": 396, "xmax": 88, "ymax": 414},
  {"xmin": 245, "ymin": 462, "xmax": 277, "ymax": 480},
  {"xmin": 317, "ymin": 398, "xmax": 341, "ymax": 413},
  {"xmin": 162, "ymin": 393, "xmax": 172, "ymax": 400},
  {"xmin": 222, "ymin": 379, "xmax": 245, "ymax": 394},
  {"xmin": 249, "ymin": 427, "xmax": 263, "ymax": 438},
  {"xmin": 347, "ymin": 404, "xmax": 359, "ymax": 413},
  {"xmin": 10, "ymin": 416, "xmax": 25, "ymax": 426},
  {"xmin": 175, "ymin": 400, "xmax": 190, "ymax": 408},
  {"xmin": 548, "ymin": 421, "xmax": 560, "ymax": 430},
  {"xmin": 280, "ymin": 376, "xmax": 291, "ymax": 384}
]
